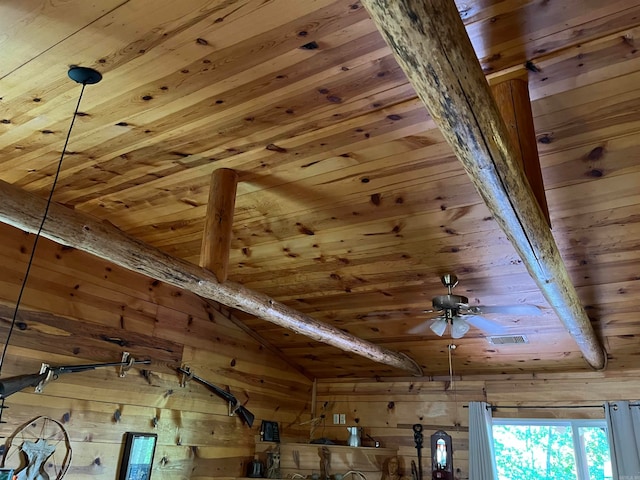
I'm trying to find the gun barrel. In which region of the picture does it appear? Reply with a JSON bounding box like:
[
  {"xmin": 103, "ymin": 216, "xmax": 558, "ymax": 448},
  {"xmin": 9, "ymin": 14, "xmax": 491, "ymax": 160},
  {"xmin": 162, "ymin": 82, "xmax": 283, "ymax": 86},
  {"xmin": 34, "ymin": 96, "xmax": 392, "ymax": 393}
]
[
  {"xmin": 58, "ymin": 359, "xmax": 151, "ymax": 373},
  {"xmin": 177, "ymin": 367, "xmax": 254, "ymax": 426},
  {"xmin": 177, "ymin": 367, "xmax": 234, "ymax": 403},
  {"xmin": 0, "ymin": 372, "xmax": 48, "ymax": 398}
]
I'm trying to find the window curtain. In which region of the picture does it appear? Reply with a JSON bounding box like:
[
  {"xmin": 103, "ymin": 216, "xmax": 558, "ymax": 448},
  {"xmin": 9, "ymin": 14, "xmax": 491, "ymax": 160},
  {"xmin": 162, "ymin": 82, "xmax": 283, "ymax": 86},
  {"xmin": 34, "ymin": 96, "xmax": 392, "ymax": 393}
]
[
  {"xmin": 605, "ymin": 401, "xmax": 640, "ymax": 479},
  {"xmin": 468, "ymin": 401, "xmax": 498, "ymax": 480}
]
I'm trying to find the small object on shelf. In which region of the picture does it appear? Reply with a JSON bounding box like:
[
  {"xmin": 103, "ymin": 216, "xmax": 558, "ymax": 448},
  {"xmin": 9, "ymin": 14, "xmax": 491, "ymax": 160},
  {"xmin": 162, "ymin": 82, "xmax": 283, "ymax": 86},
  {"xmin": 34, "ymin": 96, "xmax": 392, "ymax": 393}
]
[
  {"xmin": 266, "ymin": 446, "xmax": 281, "ymax": 479},
  {"xmin": 383, "ymin": 456, "xmax": 411, "ymax": 480},
  {"xmin": 347, "ymin": 426, "xmax": 361, "ymax": 447},
  {"xmin": 247, "ymin": 456, "xmax": 264, "ymax": 478},
  {"xmin": 319, "ymin": 446, "xmax": 331, "ymax": 480}
]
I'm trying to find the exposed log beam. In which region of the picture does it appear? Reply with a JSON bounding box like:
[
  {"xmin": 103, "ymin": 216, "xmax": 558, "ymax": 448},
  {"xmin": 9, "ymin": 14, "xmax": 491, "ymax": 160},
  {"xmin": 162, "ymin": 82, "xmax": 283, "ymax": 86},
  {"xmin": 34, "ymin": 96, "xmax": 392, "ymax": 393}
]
[
  {"xmin": 200, "ymin": 168, "xmax": 238, "ymax": 282},
  {"xmin": 0, "ymin": 179, "xmax": 423, "ymax": 377},
  {"xmin": 361, "ymin": 0, "xmax": 606, "ymax": 370}
]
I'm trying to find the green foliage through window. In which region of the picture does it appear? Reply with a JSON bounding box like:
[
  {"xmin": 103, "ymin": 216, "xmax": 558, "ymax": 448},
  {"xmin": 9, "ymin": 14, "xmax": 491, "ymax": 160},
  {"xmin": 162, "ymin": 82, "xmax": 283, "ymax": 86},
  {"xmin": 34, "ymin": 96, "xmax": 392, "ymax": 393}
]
[{"xmin": 493, "ymin": 420, "xmax": 612, "ymax": 480}]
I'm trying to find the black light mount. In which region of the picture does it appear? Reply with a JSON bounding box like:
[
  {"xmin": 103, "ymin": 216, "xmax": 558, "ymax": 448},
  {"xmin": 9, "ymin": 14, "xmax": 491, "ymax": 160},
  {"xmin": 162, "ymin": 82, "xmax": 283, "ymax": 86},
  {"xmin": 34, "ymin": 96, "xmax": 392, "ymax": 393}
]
[{"xmin": 67, "ymin": 66, "xmax": 102, "ymax": 85}]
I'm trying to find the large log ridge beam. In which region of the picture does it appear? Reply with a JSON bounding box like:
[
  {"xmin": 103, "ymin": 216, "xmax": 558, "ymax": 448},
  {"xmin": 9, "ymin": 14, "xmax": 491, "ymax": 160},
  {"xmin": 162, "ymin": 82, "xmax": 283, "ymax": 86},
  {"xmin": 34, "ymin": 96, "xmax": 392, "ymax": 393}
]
[
  {"xmin": 0, "ymin": 180, "xmax": 423, "ymax": 377},
  {"xmin": 200, "ymin": 168, "xmax": 238, "ymax": 283},
  {"xmin": 362, "ymin": 0, "xmax": 606, "ymax": 370}
]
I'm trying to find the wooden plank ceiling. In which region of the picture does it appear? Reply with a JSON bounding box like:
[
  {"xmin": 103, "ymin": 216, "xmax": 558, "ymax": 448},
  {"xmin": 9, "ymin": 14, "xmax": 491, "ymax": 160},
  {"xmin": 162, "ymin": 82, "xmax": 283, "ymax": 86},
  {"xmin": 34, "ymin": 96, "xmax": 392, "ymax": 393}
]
[{"xmin": 0, "ymin": 0, "xmax": 638, "ymax": 378}]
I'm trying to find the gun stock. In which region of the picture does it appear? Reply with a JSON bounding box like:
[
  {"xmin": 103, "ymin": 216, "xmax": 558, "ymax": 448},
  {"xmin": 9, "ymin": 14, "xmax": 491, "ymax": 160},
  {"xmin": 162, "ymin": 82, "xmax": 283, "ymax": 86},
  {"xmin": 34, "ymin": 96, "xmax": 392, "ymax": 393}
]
[
  {"xmin": 0, "ymin": 357, "xmax": 151, "ymax": 399},
  {"xmin": 0, "ymin": 372, "xmax": 48, "ymax": 398},
  {"xmin": 235, "ymin": 405, "xmax": 255, "ymax": 427},
  {"xmin": 177, "ymin": 367, "xmax": 254, "ymax": 427}
]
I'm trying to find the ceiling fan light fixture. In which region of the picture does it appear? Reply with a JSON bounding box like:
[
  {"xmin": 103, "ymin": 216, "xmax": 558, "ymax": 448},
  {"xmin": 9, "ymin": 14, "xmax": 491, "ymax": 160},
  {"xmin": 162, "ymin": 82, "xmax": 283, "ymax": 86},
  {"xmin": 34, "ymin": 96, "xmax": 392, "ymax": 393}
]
[
  {"xmin": 429, "ymin": 317, "xmax": 448, "ymax": 337},
  {"xmin": 451, "ymin": 317, "xmax": 470, "ymax": 339}
]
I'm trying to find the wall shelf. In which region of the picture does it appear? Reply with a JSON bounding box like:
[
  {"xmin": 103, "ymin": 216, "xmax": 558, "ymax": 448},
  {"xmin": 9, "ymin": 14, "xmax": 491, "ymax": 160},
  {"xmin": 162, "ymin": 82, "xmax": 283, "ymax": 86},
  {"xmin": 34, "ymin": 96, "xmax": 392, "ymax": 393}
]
[{"xmin": 255, "ymin": 442, "xmax": 397, "ymax": 480}]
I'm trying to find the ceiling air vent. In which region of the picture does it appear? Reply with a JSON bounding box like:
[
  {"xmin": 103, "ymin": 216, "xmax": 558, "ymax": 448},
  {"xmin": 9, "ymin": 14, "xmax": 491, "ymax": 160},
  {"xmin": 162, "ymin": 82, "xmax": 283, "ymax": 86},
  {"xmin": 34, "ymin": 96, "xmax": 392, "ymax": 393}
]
[{"xmin": 487, "ymin": 335, "xmax": 529, "ymax": 345}]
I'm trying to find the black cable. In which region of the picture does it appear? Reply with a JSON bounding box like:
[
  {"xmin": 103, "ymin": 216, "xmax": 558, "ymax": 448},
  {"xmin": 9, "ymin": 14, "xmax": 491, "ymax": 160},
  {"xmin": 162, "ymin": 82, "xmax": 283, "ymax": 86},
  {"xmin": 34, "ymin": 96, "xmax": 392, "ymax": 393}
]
[{"xmin": 0, "ymin": 82, "xmax": 88, "ymax": 375}]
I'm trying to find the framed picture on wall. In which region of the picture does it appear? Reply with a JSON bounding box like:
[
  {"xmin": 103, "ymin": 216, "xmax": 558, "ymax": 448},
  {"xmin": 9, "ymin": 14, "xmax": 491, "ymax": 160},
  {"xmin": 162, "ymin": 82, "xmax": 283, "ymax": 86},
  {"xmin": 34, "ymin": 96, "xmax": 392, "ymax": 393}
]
[{"xmin": 118, "ymin": 432, "xmax": 158, "ymax": 480}]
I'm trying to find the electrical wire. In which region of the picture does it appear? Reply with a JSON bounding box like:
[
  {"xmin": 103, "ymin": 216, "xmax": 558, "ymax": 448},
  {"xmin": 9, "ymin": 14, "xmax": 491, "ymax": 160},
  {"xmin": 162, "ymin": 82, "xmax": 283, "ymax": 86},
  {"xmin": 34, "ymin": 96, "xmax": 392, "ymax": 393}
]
[{"xmin": 0, "ymin": 82, "xmax": 88, "ymax": 375}]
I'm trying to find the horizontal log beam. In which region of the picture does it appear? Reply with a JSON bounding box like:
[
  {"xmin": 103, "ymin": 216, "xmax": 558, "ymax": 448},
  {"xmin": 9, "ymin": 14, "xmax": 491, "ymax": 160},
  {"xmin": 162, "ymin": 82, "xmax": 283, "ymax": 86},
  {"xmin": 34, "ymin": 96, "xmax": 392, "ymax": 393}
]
[
  {"xmin": 362, "ymin": 0, "xmax": 606, "ymax": 370},
  {"xmin": 0, "ymin": 179, "xmax": 422, "ymax": 376}
]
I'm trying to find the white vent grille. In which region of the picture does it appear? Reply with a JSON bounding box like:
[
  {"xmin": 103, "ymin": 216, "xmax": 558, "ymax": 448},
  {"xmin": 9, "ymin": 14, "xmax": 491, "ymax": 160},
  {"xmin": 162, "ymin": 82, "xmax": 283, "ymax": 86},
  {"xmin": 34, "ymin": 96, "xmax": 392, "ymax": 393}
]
[{"xmin": 487, "ymin": 335, "xmax": 529, "ymax": 345}]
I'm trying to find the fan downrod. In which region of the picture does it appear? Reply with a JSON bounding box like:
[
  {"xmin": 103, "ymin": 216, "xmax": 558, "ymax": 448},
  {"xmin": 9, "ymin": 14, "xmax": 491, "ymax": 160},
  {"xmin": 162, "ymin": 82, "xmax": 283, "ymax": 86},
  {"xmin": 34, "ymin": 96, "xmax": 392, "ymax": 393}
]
[
  {"xmin": 440, "ymin": 273, "xmax": 459, "ymax": 291},
  {"xmin": 433, "ymin": 274, "xmax": 468, "ymax": 311}
]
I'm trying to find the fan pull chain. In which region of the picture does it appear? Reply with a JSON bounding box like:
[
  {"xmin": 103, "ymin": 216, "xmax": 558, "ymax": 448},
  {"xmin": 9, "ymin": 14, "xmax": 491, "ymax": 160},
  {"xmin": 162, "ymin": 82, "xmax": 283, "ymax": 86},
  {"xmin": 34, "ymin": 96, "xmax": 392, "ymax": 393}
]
[{"xmin": 448, "ymin": 344, "xmax": 460, "ymax": 432}]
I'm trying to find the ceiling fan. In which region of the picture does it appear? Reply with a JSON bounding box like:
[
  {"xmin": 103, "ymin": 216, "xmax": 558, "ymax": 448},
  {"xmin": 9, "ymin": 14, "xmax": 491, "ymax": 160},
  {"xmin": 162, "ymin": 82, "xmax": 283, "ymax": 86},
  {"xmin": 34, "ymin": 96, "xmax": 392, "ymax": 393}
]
[{"xmin": 409, "ymin": 273, "xmax": 541, "ymax": 339}]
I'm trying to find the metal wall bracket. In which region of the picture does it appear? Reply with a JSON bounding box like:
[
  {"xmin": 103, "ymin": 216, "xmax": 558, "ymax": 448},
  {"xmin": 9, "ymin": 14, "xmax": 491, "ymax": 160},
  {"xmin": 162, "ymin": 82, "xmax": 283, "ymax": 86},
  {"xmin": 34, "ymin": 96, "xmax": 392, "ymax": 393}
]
[
  {"xmin": 119, "ymin": 352, "xmax": 135, "ymax": 377},
  {"xmin": 179, "ymin": 365, "xmax": 192, "ymax": 388},
  {"xmin": 35, "ymin": 363, "xmax": 53, "ymax": 393}
]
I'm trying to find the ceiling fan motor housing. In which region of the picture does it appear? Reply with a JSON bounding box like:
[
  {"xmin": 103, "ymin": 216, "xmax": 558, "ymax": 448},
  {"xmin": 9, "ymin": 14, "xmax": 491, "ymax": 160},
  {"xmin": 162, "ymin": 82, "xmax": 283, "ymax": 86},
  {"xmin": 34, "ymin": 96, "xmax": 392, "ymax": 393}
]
[{"xmin": 432, "ymin": 294, "xmax": 469, "ymax": 311}]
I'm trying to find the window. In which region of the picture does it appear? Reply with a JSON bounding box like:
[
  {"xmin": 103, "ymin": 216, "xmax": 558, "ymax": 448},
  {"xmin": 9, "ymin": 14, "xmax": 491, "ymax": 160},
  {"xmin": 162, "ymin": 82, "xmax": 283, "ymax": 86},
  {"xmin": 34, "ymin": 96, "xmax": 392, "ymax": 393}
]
[{"xmin": 492, "ymin": 419, "xmax": 612, "ymax": 480}]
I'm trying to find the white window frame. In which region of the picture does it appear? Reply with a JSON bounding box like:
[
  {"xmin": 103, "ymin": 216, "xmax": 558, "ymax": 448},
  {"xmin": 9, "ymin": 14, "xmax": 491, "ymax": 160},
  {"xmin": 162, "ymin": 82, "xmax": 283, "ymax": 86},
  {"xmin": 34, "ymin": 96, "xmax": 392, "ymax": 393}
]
[{"xmin": 492, "ymin": 417, "xmax": 610, "ymax": 480}]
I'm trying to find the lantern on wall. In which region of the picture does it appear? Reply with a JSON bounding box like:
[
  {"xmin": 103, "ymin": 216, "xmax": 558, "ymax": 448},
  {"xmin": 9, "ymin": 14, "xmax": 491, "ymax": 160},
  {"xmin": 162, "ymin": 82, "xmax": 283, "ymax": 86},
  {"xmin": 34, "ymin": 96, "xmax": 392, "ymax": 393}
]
[{"xmin": 430, "ymin": 430, "xmax": 453, "ymax": 480}]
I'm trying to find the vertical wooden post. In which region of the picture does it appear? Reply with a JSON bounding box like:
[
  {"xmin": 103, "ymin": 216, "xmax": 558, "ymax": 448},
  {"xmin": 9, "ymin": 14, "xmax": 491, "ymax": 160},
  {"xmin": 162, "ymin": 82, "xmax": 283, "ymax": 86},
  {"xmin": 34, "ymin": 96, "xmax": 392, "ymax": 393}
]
[
  {"xmin": 491, "ymin": 78, "xmax": 551, "ymax": 227},
  {"xmin": 200, "ymin": 168, "xmax": 238, "ymax": 283}
]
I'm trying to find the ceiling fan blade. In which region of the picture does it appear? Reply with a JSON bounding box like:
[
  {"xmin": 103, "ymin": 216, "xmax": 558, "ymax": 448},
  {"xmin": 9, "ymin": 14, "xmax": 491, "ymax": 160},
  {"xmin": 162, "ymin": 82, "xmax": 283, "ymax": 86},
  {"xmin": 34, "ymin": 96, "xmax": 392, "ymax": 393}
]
[
  {"xmin": 360, "ymin": 309, "xmax": 432, "ymax": 319},
  {"xmin": 464, "ymin": 304, "xmax": 541, "ymax": 316},
  {"xmin": 407, "ymin": 320, "xmax": 433, "ymax": 335},
  {"xmin": 464, "ymin": 315, "xmax": 508, "ymax": 335}
]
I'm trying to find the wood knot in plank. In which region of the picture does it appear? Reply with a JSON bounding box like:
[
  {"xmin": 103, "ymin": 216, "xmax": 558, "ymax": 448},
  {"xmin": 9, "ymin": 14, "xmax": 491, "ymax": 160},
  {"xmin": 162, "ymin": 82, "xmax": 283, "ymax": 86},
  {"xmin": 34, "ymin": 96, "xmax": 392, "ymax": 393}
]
[{"xmin": 266, "ymin": 143, "xmax": 287, "ymax": 153}]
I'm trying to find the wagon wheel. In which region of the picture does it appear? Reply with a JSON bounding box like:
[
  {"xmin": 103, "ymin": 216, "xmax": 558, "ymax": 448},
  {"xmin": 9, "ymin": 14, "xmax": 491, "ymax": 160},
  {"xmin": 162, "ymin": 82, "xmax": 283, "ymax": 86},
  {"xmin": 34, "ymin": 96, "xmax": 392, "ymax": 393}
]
[{"xmin": 2, "ymin": 416, "xmax": 72, "ymax": 479}]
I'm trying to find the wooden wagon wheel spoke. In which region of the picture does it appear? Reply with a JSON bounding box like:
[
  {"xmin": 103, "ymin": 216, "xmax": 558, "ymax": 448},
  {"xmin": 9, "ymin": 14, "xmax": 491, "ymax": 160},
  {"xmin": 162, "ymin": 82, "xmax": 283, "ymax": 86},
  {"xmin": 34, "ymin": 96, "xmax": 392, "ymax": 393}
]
[{"xmin": 2, "ymin": 416, "xmax": 72, "ymax": 480}]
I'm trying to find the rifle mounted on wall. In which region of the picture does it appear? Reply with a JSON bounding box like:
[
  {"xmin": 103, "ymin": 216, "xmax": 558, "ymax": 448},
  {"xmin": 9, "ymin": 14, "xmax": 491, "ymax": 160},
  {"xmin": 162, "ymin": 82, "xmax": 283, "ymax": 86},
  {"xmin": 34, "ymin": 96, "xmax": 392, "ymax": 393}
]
[
  {"xmin": 0, "ymin": 352, "xmax": 151, "ymax": 399},
  {"xmin": 178, "ymin": 366, "xmax": 255, "ymax": 427}
]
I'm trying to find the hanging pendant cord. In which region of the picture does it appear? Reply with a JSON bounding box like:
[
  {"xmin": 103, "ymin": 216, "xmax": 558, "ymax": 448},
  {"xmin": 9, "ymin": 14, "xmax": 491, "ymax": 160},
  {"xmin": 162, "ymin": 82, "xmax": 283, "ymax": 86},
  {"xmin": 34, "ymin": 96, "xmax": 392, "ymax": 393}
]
[
  {"xmin": 448, "ymin": 344, "xmax": 460, "ymax": 431},
  {"xmin": 0, "ymin": 82, "xmax": 88, "ymax": 375}
]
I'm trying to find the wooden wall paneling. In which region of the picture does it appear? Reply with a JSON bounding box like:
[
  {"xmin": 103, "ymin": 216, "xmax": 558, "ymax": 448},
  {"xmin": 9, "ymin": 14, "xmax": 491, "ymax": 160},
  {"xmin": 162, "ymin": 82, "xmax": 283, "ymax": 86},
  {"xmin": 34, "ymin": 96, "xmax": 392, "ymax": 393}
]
[
  {"xmin": 534, "ymin": 82, "xmax": 640, "ymax": 146},
  {"xmin": 547, "ymin": 171, "xmax": 640, "ymax": 219},
  {"xmin": 0, "ymin": 1, "xmax": 125, "ymax": 76},
  {"xmin": 181, "ymin": 345, "xmax": 312, "ymax": 403},
  {"xmin": 76, "ymin": 100, "xmax": 434, "ymax": 231},
  {"xmin": 0, "ymin": 223, "xmax": 221, "ymax": 332},
  {"xmin": 541, "ymin": 135, "xmax": 640, "ymax": 193},
  {"xmin": 317, "ymin": 372, "xmax": 640, "ymax": 480},
  {"xmin": 0, "ymin": 390, "xmax": 255, "ymax": 449},
  {"xmin": 229, "ymin": 221, "xmax": 521, "ymax": 293},
  {"xmin": 50, "ymin": 63, "xmax": 412, "ymax": 215},
  {"xmin": 0, "ymin": 181, "xmax": 424, "ymax": 376},
  {"xmin": 465, "ymin": 0, "xmax": 640, "ymax": 74},
  {"xmin": 0, "ymin": 304, "xmax": 181, "ymax": 368},
  {"xmin": 525, "ymin": 25, "xmax": 640, "ymax": 102},
  {"xmin": 531, "ymin": 69, "xmax": 640, "ymax": 118},
  {"xmin": 0, "ymin": 226, "xmax": 313, "ymax": 480},
  {"xmin": 10, "ymin": 3, "xmax": 380, "ymax": 200},
  {"xmin": 0, "ymin": 0, "xmax": 248, "ymax": 142}
]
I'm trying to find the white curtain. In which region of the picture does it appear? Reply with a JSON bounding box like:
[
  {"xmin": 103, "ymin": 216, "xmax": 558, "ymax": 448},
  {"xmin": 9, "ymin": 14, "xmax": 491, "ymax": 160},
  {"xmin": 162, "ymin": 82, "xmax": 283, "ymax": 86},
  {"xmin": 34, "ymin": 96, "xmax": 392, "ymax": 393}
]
[
  {"xmin": 468, "ymin": 401, "xmax": 498, "ymax": 480},
  {"xmin": 605, "ymin": 401, "xmax": 640, "ymax": 479}
]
